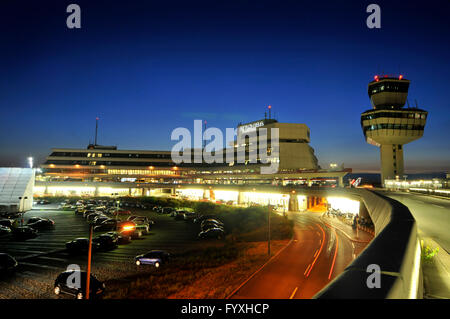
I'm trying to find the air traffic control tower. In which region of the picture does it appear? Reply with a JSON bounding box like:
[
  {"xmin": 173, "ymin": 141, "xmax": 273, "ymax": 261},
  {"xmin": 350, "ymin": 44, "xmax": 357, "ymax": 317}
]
[{"xmin": 361, "ymin": 75, "xmax": 427, "ymax": 185}]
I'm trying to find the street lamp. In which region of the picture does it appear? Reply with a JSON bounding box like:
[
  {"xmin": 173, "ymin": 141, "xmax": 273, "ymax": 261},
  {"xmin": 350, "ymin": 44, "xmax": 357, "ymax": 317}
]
[
  {"xmin": 267, "ymin": 199, "xmax": 271, "ymax": 256},
  {"xmin": 111, "ymin": 192, "xmax": 120, "ymax": 220},
  {"xmin": 27, "ymin": 157, "xmax": 33, "ymax": 169},
  {"xmin": 86, "ymin": 223, "xmax": 93, "ymax": 300},
  {"xmin": 18, "ymin": 196, "xmax": 28, "ymax": 226}
]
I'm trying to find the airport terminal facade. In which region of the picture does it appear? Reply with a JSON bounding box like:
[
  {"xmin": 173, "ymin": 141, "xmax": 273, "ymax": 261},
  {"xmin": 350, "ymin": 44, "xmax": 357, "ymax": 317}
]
[{"xmin": 35, "ymin": 118, "xmax": 351, "ymax": 206}]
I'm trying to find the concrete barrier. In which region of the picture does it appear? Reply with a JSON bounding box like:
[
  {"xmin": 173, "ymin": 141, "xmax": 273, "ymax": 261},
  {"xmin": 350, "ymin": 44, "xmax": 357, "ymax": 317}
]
[{"xmin": 314, "ymin": 189, "xmax": 423, "ymax": 299}]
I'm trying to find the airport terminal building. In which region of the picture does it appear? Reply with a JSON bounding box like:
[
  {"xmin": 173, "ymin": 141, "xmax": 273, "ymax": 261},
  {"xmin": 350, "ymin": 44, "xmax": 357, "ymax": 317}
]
[{"xmin": 35, "ymin": 118, "xmax": 350, "ymax": 199}]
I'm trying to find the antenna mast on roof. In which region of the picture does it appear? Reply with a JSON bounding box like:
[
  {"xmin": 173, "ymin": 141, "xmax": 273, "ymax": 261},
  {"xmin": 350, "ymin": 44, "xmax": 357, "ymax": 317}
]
[{"xmin": 94, "ymin": 117, "xmax": 99, "ymax": 146}]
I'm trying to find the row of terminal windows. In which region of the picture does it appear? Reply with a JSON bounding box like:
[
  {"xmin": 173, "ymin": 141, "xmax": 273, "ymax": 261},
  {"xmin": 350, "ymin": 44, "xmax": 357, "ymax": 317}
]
[
  {"xmin": 45, "ymin": 160, "xmax": 229, "ymax": 168},
  {"xmin": 368, "ymin": 82, "xmax": 409, "ymax": 96},
  {"xmin": 107, "ymin": 169, "xmax": 176, "ymax": 175},
  {"xmin": 50, "ymin": 152, "xmax": 172, "ymax": 159},
  {"xmin": 361, "ymin": 112, "xmax": 427, "ymax": 121},
  {"xmin": 363, "ymin": 124, "xmax": 425, "ymax": 133}
]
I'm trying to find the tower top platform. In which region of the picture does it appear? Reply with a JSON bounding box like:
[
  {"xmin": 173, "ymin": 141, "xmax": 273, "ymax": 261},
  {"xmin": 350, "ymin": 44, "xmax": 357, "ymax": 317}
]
[{"xmin": 368, "ymin": 75, "xmax": 410, "ymax": 109}]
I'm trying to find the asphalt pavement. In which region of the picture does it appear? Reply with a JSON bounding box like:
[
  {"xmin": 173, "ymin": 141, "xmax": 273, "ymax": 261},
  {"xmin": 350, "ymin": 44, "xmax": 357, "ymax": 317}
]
[
  {"xmin": 380, "ymin": 191, "xmax": 450, "ymax": 253},
  {"xmin": 230, "ymin": 212, "xmax": 372, "ymax": 299}
]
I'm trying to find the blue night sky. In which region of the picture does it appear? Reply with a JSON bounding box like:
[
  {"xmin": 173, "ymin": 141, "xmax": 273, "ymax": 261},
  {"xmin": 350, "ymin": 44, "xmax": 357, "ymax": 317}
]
[{"xmin": 0, "ymin": 0, "xmax": 449, "ymax": 172}]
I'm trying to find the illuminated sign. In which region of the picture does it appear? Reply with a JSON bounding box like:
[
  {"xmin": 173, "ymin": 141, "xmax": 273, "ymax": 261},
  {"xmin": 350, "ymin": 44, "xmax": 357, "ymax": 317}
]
[{"xmin": 238, "ymin": 121, "xmax": 265, "ymax": 134}]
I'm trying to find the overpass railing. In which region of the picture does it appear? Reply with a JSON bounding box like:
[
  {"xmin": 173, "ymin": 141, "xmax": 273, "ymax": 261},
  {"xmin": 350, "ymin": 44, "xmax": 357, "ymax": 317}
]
[{"xmin": 314, "ymin": 189, "xmax": 422, "ymax": 299}]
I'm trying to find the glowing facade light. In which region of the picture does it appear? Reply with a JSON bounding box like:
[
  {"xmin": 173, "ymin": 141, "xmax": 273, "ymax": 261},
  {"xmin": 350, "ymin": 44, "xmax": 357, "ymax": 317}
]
[
  {"xmin": 122, "ymin": 225, "xmax": 135, "ymax": 231},
  {"xmin": 27, "ymin": 157, "xmax": 33, "ymax": 168}
]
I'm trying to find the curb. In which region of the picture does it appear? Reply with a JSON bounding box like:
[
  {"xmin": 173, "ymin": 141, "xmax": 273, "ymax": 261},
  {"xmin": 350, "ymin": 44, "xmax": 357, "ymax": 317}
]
[
  {"xmin": 225, "ymin": 237, "xmax": 294, "ymax": 299},
  {"xmin": 320, "ymin": 216, "xmax": 371, "ymax": 244}
]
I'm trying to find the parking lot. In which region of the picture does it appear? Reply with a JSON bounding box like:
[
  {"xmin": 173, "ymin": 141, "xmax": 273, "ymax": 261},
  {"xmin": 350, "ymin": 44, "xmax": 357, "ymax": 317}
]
[{"xmin": 0, "ymin": 203, "xmax": 216, "ymax": 298}]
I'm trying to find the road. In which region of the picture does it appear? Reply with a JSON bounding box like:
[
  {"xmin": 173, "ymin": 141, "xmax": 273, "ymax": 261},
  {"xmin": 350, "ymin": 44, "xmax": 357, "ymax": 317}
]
[
  {"xmin": 231, "ymin": 212, "xmax": 371, "ymax": 299},
  {"xmin": 380, "ymin": 191, "xmax": 450, "ymax": 253}
]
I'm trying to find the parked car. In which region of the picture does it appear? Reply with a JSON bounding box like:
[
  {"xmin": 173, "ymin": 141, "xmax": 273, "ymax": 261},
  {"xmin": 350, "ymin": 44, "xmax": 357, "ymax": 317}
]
[
  {"xmin": 0, "ymin": 225, "xmax": 12, "ymax": 236},
  {"xmin": 27, "ymin": 218, "xmax": 55, "ymax": 230},
  {"xmin": 86, "ymin": 212, "xmax": 103, "ymax": 223},
  {"xmin": 135, "ymin": 250, "xmax": 170, "ymax": 267},
  {"xmin": 201, "ymin": 222, "xmax": 225, "ymax": 232},
  {"xmin": 201, "ymin": 219, "xmax": 224, "ymax": 228},
  {"xmin": 93, "ymin": 219, "xmax": 118, "ymax": 232},
  {"xmin": 92, "ymin": 234, "xmax": 118, "ymax": 251},
  {"xmin": 105, "ymin": 231, "xmax": 131, "ymax": 245},
  {"xmin": 0, "ymin": 253, "xmax": 18, "ymax": 274},
  {"xmin": 0, "ymin": 219, "xmax": 14, "ymax": 228},
  {"xmin": 91, "ymin": 216, "xmax": 109, "ymax": 226},
  {"xmin": 66, "ymin": 238, "xmax": 100, "ymax": 253},
  {"xmin": 194, "ymin": 214, "xmax": 217, "ymax": 224},
  {"xmin": 198, "ymin": 227, "xmax": 225, "ymax": 239},
  {"xmin": 27, "ymin": 217, "xmax": 45, "ymax": 224},
  {"xmin": 83, "ymin": 209, "xmax": 96, "ymax": 218},
  {"xmin": 11, "ymin": 226, "xmax": 38, "ymax": 240},
  {"xmin": 117, "ymin": 221, "xmax": 142, "ymax": 239},
  {"xmin": 135, "ymin": 223, "xmax": 149, "ymax": 235},
  {"xmin": 128, "ymin": 216, "xmax": 154, "ymax": 225},
  {"xmin": 183, "ymin": 212, "xmax": 197, "ymax": 222},
  {"xmin": 54, "ymin": 270, "xmax": 105, "ymax": 299}
]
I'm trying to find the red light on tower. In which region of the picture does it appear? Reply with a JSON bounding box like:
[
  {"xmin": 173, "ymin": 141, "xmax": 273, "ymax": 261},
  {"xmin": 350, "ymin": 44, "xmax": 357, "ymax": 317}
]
[
  {"xmin": 399, "ymin": 74, "xmax": 403, "ymax": 80},
  {"xmin": 374, "ymin": 75, "xmax": 379, "ymax": 82}
]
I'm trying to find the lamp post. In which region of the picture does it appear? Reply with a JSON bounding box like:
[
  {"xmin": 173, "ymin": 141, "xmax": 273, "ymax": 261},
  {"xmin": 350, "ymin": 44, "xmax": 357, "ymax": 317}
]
[
  {"xmin": 18, "ymin": 196, "xmax": 28, "ymax": 226},
  {"xmin": 268, "ymin": 199, "xmax": 271, "ymax": 257},
  {"xmin": 111, "ymin": 193, "xmax": 120, "ymax": 220},
  {"xmin": 86, "ymin": 224, "xmax": 93, "ymax": 299}
]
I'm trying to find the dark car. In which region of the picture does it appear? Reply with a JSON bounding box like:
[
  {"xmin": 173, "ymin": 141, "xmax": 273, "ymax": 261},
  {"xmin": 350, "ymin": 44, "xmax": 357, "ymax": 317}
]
[
  {"xmin": 11, "ymin": 226, "xmax": 38, "ymax": 240},
  {"xmin": 91, "ymin": 216, "xmax": 109, "ymax": 226},
  {"xmin": 86, "ymin": 212, "xmax": 103, "ymax": 223},
  {"xmin": 27, "ymin": 218, "xmax": 55, "ymax": 230},
  {"xmin": 66, "ymin": 238, "xmax": 100, "ymax": 253},
  {"xmin": 92, "ymin": 234, "xmax": 118, "ymax": 251},
  {"xmin": 135, "ymin": 250, "xmax": 170, "ymax": 267},
  {"xmin": 201, "ymin": 222, "xmax": 225, "ymax": 232},
  {"xmin": 54, "ymin": 270, "xmax": 105, "ymax": 299},
  {"xmin": 183, "ymin": 212, "xmax": 197, "ymax": 222},
  {"xmin": 198, "ymin": 227, "xmax": 225, "ymax": 239},
  {"xmin": 83, "ymin": 209, "xmax": 97, "ymax": 218},
  {"xmin": 201, "ymin": 219, "xmax": 224, "ymax": 228},
  {"xmin": 0, "ymin": 219, "xmax": 14, "ymax": 228},
  {"xmin": 128, "ymin": 216, "xmax": 154, "ymax": 225},
  {"xmin": 105, "ymin": 231, "xmax": 131, "ymax": 244},
  {"xmin": 0, "ymin": 253, "xmax": 18, "ymax": 274},
  {"xmin": 194, "ymin": 214, "xmax": 217, "ymax": 224},
  {"xmin": 27, "ymin": 217, "xmax": 44, "ymax": 224},
  {"xmin": 93, "ymin": 219, "xmax": 118, "ymax": 232},
  {"xmin": 0, "ymin": 225, "xmax": 12, "ymax": 236}
]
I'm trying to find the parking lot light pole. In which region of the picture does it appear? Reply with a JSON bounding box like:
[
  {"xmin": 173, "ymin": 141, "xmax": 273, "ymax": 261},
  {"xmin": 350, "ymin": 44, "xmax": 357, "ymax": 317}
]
[
  {"xmin": 86, "ymin": 224, "xmax": 93, "ymax": 300},
  {"xmin": 268, "ymin": 200, "xmax": 271, "ymax": 257}
]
